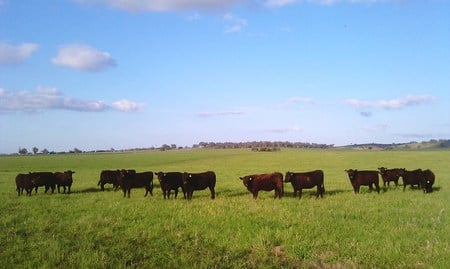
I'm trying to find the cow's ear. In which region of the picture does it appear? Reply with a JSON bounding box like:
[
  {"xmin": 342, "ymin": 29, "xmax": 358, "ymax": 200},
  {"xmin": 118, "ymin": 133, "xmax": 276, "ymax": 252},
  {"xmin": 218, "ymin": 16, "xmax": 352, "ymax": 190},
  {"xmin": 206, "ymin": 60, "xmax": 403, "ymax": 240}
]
[{"xmin": 239, "ymin": 177, "xmax": 243, "ymax": 180}]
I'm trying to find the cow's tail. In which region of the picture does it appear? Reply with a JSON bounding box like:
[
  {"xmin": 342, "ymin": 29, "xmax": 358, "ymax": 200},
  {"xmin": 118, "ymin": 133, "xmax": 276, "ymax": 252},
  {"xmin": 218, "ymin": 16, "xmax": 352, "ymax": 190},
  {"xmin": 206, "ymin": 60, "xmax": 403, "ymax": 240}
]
[{"xmin": 97, "ymin": 179, "xmax": 102, "ymax": 186}]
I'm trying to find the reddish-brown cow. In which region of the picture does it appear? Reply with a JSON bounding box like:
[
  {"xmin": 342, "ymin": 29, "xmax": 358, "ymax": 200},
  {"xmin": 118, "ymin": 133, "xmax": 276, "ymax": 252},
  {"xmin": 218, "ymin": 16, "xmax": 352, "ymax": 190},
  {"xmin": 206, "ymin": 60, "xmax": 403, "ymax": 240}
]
[
  {"xmin": 345, "ymin": 169, "xmax": 380, "ymax": 194},
  {"xmin": 155, "ymin": 172, "xmax": 186, "ymax": 199},
  {"xmin": 120, "ymin": 170, "xmax": 153, "ymax": 198},
  {"xmin": 377, "ymin": 167, "xmax": 404, "ymax": 187},
  {"xmin": 55, "ymin": 170, "xmax": 75, "ymax": 194},
  {"xmin": 402, "ymin": 169, "xmax": 423, "ymax": 191},
  {"xmin": 15, "ymin": 173, "xmax": 38, "ymax": 196},
  {"xmin": 29, "ymin": 172, "xmax": 57, "ymax": 194},
  {"xmin": 421, "ymin": 169, "xmax": 435, "ymax": 193},
  {"xmin": 182, "ymin": 171, "xmax": 216, "ymax": 200},
  {"xmin": 285, "ymin": 170, "xmax": 325, "ymax": 198},
  {"xmin": 240, "ymin": 172, "xmax": 284, "ymax": 199},
  {"xmin": 98, "ymin": 170, "xmax": 123, "ymax": 191}
]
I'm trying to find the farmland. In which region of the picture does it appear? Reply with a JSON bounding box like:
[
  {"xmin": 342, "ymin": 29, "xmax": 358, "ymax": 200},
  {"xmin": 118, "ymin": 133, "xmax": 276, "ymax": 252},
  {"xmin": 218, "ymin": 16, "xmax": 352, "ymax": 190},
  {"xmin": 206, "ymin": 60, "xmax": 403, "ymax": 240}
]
[{"xmin": 0, "ymin": 148, "xmax": 449, "ymax": 268}]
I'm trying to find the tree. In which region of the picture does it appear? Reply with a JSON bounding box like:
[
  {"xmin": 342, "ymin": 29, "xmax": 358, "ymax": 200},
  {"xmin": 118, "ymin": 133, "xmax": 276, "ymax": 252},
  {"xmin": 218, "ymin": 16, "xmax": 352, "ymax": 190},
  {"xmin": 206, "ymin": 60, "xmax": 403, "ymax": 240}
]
[
  {"xmin": 32, "ymin": 147, "xmax": 39, "ymax": 155},
  {"xmin": 18, "ymin": 147, "xmax": 28, "ymax": 155},
  {"xmin": 41, "ymin": 148, "xmax": 49, "ymax": 154}
]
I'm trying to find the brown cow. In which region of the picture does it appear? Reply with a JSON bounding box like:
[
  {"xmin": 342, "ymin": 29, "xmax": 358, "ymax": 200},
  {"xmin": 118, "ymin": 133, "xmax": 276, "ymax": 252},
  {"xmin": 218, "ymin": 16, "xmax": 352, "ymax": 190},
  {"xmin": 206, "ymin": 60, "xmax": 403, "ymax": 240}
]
[
  {"xmin": 402, "ymin": 169, "xmax": 423, "ymax": 191},
  {"xmin": 98, "ymin": 170, "xmax": 122, "ymax": 191},
  {"xmin": 421, "ymin": 169, "xmax": 435, "ymax": 193},
  {"xmin": 120, "ymin": 170, "xmax": 153, "ymax": 198},
  {"xmin": 285, "ymin": 170, "xmax": 325, "ymax": 198},
  {"xmin": 378, "ymin": 167, "xmax": 405, "ymax": 187},
  {"xmin": 240, "ymin": 172, "xmax": 284, "ymax": 199},
  {"xmin": 55, "ymin": 170, "xmax": 75, "ymax": 193},
  {"xmin": 155, "ymin": 172, "xmax": 186, "ymax": 199},
  {"xmin": 15, "ymin": 173, "xmax": 38, "ymax": 196},
  {"xmin": 30, "ymin": 172, "xmax": 56, "ymax": 194},
  {"xmin": 182, "ymin": 171, "xmax": 216, "ymax": 200},
  {"xmin": 345, "ymin": 169, "xmax": 380, "ymax": 194}
]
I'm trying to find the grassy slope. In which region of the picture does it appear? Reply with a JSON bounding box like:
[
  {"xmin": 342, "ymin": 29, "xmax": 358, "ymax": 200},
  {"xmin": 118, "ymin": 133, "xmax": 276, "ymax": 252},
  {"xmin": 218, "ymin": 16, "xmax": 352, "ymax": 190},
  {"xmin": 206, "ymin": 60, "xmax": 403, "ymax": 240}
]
[{"xmin": 0, "ymin": 149, "xmax": 449, "ymax": 268}]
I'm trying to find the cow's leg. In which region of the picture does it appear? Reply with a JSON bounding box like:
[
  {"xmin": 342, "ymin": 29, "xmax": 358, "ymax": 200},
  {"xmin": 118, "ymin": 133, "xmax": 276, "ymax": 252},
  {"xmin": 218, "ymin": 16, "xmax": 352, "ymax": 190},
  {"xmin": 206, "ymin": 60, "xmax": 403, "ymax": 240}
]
[
  {"xmin": 376, "ymin": 183, "xmax": 380, "ymax": 193},
  {"xmin": 127, "ymin": 189, "xmax": 131, "ymax": 198},
  {"xmin": 298, "ymin": 189, "xmax": 302, "ymax": 199},
  {"xmin": 174, "ymin": 189, "xmax": 178, "ymax": 199},
  {"xmin": 17, "ymin": 187, "xmax": 21, "ymax": 196},
  {"xmin": 252, "ymin": 191, "xmax": 258, "ymax": 199},
  {"xmin": 144, "ymin": 188, "xmax": 149, "ymax": 197},
  {"xmin": 210, "ymin": 186, "xmax": 215, "ymax": 199}
]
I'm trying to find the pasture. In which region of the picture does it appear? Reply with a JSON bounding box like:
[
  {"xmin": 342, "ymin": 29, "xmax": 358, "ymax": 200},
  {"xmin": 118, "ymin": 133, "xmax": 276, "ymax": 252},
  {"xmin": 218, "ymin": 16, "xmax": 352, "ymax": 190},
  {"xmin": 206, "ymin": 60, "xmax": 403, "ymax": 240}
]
[{"xmin": 0, "ymin": 148, "xmax": 449, "ymax": 268}]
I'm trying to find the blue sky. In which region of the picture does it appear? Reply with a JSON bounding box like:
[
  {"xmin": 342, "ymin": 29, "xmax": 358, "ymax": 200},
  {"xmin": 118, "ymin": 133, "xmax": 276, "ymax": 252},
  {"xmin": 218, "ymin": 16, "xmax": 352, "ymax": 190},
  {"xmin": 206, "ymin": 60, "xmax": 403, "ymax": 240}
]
[{"xmin": 1, "ymin": 0, "xmax": 449, "ymax": 153}]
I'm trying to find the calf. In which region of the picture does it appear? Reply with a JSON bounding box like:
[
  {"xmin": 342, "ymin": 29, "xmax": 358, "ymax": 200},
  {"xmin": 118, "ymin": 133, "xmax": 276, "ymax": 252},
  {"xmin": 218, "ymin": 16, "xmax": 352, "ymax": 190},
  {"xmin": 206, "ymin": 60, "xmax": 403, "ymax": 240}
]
[
  {"xmin": 15, "ymin": 173, "xmax": 38, "ymax": 196},
  {"xmin": 240, "ymin": 172, "xmax": 284, "ymax": 199},
  {"xmin": 421, "ymin": 169, "xmax": 435, "ymax": 193},
  {"xmin": 98, "ymin": 170, "xmax": 122, "ymax": 191},
  {"xmin": 55, "ymin": 170, "xmax": 75, "ymax": 193},
  {"xmin": 120, "ymin": 170, "xmax": 153, "ymax": 198},
  {"xmin": 155, "ymin": 172, "xmax": 185, "ymax": 199},
  {"xmin": 378, "ymin": 167, "xmax": 404, "ymax": 187},
  {"xmin": 402, "ymin": 169, "xmax": 423, "ymax": 191},
  {"xmin": 285, "ymin": 170, "xmax": 325, "ymax": 198},
  {"xmin": 30, "ymin": 172, "xmax": 56, "ymax": 194},
  {"xmin": 345, "ymin": 169, "xmax": 380, "ymax": 194},
  {"xmin": 182, "ymin": 171, "xmax": 216, "ymax": 200}
]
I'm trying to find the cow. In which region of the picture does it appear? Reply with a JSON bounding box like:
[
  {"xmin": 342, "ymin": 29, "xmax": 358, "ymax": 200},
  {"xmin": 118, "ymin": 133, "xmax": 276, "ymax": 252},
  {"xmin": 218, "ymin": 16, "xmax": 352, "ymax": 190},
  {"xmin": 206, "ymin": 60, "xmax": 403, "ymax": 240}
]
[
  {"xmin": 15, "ymin": 173, "xmax": 38, "ymax": 196},
  {"xmin": 345, "ymin": 169, "xmax": 380, "ymax": 194},
  {"xmin": 402, "ymin": 169, "xmax": 423, "ymax": 191},
  {"xmin": 98, "ymin": 170, "xmax": 123, "ymax": 191},
  {"xmin": 285, "ymin": 170, "xmax": 325, "ymax": 198},
  {"xmin": 29, "ymin": 172, "xmax": 57, "ymax": 194},
  {"xmin": 240, "ymin": 172, "xmax": 284, "ymax": 199},
  {"xmin": 421, "ymin": 169, "xmax": 435, "ymax": 193},
  {"xmin": 377, "ymin": 167, "xmax": 405, "ymax": 187},
  {"xmin": 55, "ymin": 170, "xmax": 75, "ymax": 194},
  {"xmin": 154, "ymin": 172, "xmax": 186, "ymax": 199},
  {"xmin": 119, "ymin": 170, "xmax": 153, "ymax": 198},
  {"xmin": 181, "ymin": 171, "xmax": 216, "ymax": 200}
]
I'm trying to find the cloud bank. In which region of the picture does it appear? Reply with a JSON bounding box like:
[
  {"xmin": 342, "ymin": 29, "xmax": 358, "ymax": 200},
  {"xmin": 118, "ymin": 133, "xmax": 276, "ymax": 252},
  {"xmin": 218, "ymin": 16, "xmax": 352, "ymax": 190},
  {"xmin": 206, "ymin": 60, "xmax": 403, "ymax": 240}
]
[
  {"xmin": 0, "ymin": 42, "xmax": 39, "ymax": 65},
  {"xmin": 0, "ymin": 87, "xmax": 143, "ymax": 113},
  {"xmin": 52, "ymin": 44, "xmax": 116, "ymax": 72},
  {"xmin": 345, "ymin": 95, "xmax": 434, "ymax": 110},
  {"xmin": 195, "ymin": 110, "xmax": 244, "ymax": 117}
]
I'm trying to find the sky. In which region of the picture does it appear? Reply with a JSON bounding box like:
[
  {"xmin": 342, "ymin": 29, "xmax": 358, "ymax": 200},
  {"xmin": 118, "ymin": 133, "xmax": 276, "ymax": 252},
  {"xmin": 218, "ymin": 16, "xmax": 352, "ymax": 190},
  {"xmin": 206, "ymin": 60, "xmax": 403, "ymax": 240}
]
[{"xmin": 0, "ymin": 0, "xmax": 449, "ymax": 153}]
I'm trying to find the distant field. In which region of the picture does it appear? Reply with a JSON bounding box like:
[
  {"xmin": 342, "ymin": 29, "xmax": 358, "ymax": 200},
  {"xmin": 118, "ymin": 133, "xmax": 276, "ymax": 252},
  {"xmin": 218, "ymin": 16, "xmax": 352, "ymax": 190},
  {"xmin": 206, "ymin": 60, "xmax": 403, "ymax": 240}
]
[{"xmin": 0, "ymin": 149, "xmax": 449, "ymax": 268}]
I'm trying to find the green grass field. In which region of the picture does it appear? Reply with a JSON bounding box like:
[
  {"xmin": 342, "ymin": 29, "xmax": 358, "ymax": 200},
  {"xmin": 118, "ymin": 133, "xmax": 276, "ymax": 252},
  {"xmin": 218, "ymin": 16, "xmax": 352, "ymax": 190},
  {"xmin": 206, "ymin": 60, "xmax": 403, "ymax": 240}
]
[{"xmin": 1, "ymin": 149, "xmax": 449, "ymax": 268}]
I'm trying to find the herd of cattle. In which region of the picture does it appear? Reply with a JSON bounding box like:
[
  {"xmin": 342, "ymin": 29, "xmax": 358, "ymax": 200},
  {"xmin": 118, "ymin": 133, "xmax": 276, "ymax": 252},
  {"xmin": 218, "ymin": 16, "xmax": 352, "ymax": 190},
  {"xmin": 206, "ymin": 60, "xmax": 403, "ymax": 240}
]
[{"xmin": 14, "ymin": 167, "xmax": 436, "ymax": 199}]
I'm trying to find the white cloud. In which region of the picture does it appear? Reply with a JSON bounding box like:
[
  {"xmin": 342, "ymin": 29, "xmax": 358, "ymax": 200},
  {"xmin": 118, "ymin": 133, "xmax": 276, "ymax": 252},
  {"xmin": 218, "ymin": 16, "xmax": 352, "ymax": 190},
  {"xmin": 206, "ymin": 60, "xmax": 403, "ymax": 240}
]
[
  {"xmin": 75, "ymin": 0, "xmax": 244, "ymax": 12},
  {"xmin": 195, "ymin": 110, "xmax": 244, "ymax": 117},
  {"xmin": 266, "ymin": 125, "xmax": 301, "ymax": 133},
  {"xmin": 0, "ymin": 42, "xmax": 39, "ymax": 65},
  {"xmin": 345, "ymin": 95, "xmax": 434, "ymax": 110},
  {"xmin": 52, "ymin": 44, "xmax": 116, "ymax": 72},
  {"xmin": 223, "ymin": 13, "xmax": 247, "ymax": 33},
  {"xmin": 277, "ymin": 96, "xmax": 313, "ymax": 109},
  {"xmin": 112, "ymin": 99, "xmax": 144, "ymax": 112},
  {"xmin": 0, "ymin": 87, "xmax": 142, "ymax": 113},
  {"xmin": 265, "ymin": 0, "xmax": 388, "ymax": 7}
]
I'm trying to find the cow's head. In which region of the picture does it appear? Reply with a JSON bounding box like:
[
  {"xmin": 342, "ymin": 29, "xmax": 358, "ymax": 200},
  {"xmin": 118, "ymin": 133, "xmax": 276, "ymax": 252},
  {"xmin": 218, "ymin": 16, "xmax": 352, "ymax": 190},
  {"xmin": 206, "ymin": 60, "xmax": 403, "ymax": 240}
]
[
  {"xmin": 182, "ymin": 172, "xmax": 192, "ymax": 185},
  {"xmin": 284, "ymin": 172, "xmax": 294, "ymax": 182},
  {"xmin": 377, "ymin": 167, "xmax": 387, "ymax": 174},
  {"xmin": 239, "ymin": 176, "xmax": 253, "ymax": 188},
  {"xmin": 345, "ymin": 169, "xmax": 357, "ymax": 181},
  {"xmin": 155, "ymin": 172, "xmax": 165, "ymax": 182}
]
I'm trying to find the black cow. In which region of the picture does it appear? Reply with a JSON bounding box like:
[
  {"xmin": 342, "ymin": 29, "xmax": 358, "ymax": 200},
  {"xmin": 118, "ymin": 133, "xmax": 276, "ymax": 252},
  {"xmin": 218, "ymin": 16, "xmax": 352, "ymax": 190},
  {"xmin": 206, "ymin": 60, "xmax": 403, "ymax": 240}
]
[
  {"xmin": 402, "ymin": 169, "xmax": 423, "ymax": 191},
  {"xmin": 154, "ymin": 172, "xmax": 185, "ymax": 199},
  {"xmin": 421, "ymin": 169, "xmax": 435, "ymax": 193},
  {"xmin": 98, "ymin": 170, "xmax": 122, "ymax": 191},
  {"xmin": 55, "ymin": 170, "xmax": 75, "ymax": 193},
  {"xmin": 240, "ymin": 172, "xmax": 284, "ymax": 199},
  {"xmin": 345, "ymin": 169, "xmax": 380, "ymax": 194},
  {"xmin": 15, "ymin": 173, "xmax": 38, "ymax": 196},
  {"xmin": 120, "ymin": 170, "xmax": 153, "ymax": 198},
  {"xmin": 182, "ymin": 171, "xmax": 216, "ymax": 200},
  {"xmin": 378, "ymin": 167, "xmax": 405, "ymax": 187},
  {"xmin": 285, "ymin": 170, "xmax": 325, "ymax": 198},
  {"xmin": 30, "ymin": 172, "xmax": 57, "ymax": 194}
]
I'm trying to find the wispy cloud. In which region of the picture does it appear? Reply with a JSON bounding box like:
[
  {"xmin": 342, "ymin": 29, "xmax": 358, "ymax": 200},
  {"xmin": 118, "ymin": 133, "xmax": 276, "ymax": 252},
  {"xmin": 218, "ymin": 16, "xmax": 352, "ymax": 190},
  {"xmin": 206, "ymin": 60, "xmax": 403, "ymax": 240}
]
[
  {"xmin": 266, "ymin": 125, "xmax": 301, "ymax": 133},
  {"xmin": 74, "ymin": 0, "xmax": 245, "ymax": 12},
  {"xmin": 195, "ymin": 110, "xmax": 244, "ymax": 117},
  {"xmin": 223, "ymin": 13, "xmax": 247, "ymax": 33},
  {"xmin": 0, "ymin": 42, "xmax": 39, "ymax": 65},
  {"xmin": 265, "ymin": 0, "xmax": 389, "ymax": 7},
  {"xmin": 52, "ymin": 44, "xmax": 116, "ymax": 72},
  {"xmin": 0, "ymin": 87, "xmax": 143, "ymax": 113},
  {"xmin": 277, "ymin": 96, "xmax": 313, "ymax": 109},
  {"xmin": 345, "ymin": 95, "xmax": 434, "ymax": 110}
]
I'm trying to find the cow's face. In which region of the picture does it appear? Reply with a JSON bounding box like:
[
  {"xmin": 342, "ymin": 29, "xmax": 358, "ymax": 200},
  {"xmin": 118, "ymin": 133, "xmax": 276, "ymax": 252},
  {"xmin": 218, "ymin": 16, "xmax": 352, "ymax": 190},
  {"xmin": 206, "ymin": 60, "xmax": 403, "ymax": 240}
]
[
  {"xmin": 182, "ymin": 173, "xmax": 192, "ymax": 185},
  {"xmin": 285, "ymin": 172, "xmax": 294, "ymax": 183},
  {"xmin": 345, "ymin": 169, "xmax": 357, "ymax": 181},
  {"xmin": 240, "ymin": 176, "xmax": 253, "ymax": 188}
]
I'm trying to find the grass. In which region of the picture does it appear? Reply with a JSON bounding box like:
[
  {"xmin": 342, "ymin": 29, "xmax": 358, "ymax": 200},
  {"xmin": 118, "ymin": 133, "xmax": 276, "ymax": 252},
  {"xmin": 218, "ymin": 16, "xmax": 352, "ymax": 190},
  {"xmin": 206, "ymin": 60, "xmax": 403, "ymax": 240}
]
[{"xmin": 0, "ymin": 148, "xmax": 449, "ymax": 268}]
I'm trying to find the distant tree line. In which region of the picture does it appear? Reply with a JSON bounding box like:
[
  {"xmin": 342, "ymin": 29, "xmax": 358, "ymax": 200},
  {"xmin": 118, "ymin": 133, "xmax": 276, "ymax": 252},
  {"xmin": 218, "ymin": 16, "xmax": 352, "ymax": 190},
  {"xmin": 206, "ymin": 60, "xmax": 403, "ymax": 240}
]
[{"xmin": 192, "ymin": 141, "xmax": 334, "ymax": 149}]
